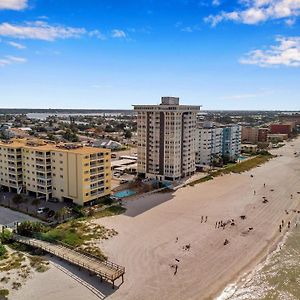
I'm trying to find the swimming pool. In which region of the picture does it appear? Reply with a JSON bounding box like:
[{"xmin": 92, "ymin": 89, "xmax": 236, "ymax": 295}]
[
  {"xmin": 114, "ymin": 189, "xmax": 136, "ymax": 198},
  {"xmin": 238, "ymin": 155, "xmax": 248, "ymax": 162}
]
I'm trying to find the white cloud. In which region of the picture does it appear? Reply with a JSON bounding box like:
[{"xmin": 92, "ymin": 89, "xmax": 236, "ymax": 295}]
[
  {"xmin": 205, "ymin": 0, "xmax": 300, "ymax": 26},
  {"xmin": 0, "ymin": 0, "xmax": 27, "ymax": 10},
  {"xmin": 7, "ymin": 41, "xmax": 26, "ymax": 49},
  {"xmin": 0, "ymin": 21, "xmax": 86, "ymax": 41},
  {"xmin": 285, "ymin": 18, "xmax": 296, "ymax": 26},
  {"xmin": 240, "ymin": 36, "xmax": 300, "ymax": 67},
  {"xmin": 111, "ymin": 29, "xmax": 126, "ymax": 38},
  {"xmin": 0, "ymin": 55, "xmax": 27, "ymax": 67},
  {"xmin": 89, "ymin": 30, "xmax": 106, "ymax": 40},
  {"xmin": 212, "ymin": 0, "xmax": 221, "ymax": 6}
]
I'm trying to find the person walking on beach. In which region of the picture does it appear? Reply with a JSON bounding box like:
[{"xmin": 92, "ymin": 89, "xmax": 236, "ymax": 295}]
[
  {"xmin": 175, "ymin": 237, "xmax": 178, "ymax": 243},
  {"xmin": 254, "ymin": 190, "xmax": 256, "ymax": 195},
  {"xmin": 174, "ymin": 264, "xmax": 178, "ymax": 275},
  {"xmin": 215, "ymin": 221, "xmax": 217, "ymax": 228},
  {"xmin": 264, "ymin": 183, "xmax": 266, "ymax": 188},
  {"xmin": 279, "ymin": 224, "xmax": 282, "ymax": 232},
  {"xmin": 291, "ymin": 194, "xmax": 293, "ymax": 199},
  {"xmin": 282, "ymin": 220, "xmax": 284, "ymax": 226},
  {"xmin": 205, "ymin": 216, "xmax": 208, "ymax": 223},
  {"xmin": 288, "ymin": 221, "xmax": 291, "ymax": 228},
  {"xmin": 201, "ymin": 216, "xmax": 203, "ymax": 223}
]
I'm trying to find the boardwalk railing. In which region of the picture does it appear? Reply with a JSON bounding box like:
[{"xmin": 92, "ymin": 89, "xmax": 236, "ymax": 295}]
[{"xmin": 12, "ymin": 234, "xmax": 125, "ymax": 288}]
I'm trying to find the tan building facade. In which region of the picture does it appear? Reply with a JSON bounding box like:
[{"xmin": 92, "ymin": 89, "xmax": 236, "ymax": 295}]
[
  {"xmin": 133, "ymin": 97, "xmax": 200, "ymax": 181},
  {"xmin": 0, "ymin": 139, "xmax": 111, "ymax": 206},
  {"xmin": 241, "ymin": 126, "xmax": 259, "ymax": 144}
]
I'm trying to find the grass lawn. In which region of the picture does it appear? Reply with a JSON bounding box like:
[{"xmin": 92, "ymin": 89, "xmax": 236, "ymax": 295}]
[
  {"xmin": 189, "ymin": 154, "xmax": 274, "ymax": 187},
  {"xmin": 92, "ymin": 205, "xmax": 126, "ymax": 219}
]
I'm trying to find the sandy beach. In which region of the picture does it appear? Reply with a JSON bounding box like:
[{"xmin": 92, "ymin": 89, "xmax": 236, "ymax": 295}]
[
  {"xmin": 10, "ymin": 137, "xmax": 300, "ymax": 300},
  {"xmin": 95, "ymin": 138, "xmax": 300, "ymax": 300}
]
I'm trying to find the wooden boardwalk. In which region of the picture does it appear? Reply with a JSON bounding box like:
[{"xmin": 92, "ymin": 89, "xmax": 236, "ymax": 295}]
[{"xmin": 12, "ymin": 234, "xmax": 125, "ymax": 288}]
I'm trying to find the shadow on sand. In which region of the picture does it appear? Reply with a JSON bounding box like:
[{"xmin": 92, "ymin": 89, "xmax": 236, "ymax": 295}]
[
  {"xmin": 47, "ymin": 256, "xmax": 122, "ymax": 300},
  {"xmin": 123, "ymin": 190, "xmax": 176, "ymax": 218}
]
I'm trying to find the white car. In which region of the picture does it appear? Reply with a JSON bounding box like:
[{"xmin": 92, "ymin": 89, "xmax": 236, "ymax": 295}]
[{"xmin": 37, "ymin": 207, "xmax": 46, "ymax": 214}]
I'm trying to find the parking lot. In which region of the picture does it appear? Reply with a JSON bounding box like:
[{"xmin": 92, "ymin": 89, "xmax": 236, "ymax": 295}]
[
  {"xmin": 0, "ymin": 205, "xmax": 38, "ymax": 226},
  {"xmin": 0, "ymin": 192, "xmax": 73, "ymax": 223}
]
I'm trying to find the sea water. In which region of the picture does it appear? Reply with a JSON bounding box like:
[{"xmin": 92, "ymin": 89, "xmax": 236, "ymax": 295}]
[{"xmin": 217, "ymin": 226, "xmax": 300, "ymax": 300}]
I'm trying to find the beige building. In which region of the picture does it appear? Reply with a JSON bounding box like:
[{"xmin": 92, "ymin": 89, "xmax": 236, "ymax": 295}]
[
  {"xmin": 133, "ymin": 97, "xmax": 200, "ymax": 181},
  {"xmin": 0, "ymin": 139, "xmax": 111, "ymax": 206},
  {"xmin": 241, "ymin": 126, "xmax": 259, "ymax": 144}
]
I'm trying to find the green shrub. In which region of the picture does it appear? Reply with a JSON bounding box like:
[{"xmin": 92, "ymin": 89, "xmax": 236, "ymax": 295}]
[
  {"xmin": 0, "ymin": 289, "xmax": 9, "ymax": 296},
  {"xmin": 17, "ymin": 221, "xmax": 47, "ymax": 237},
  {"xmin": 0, "ymin": 244, "xmax": 7, "ymax": 259},
  {"xmin": 0, "ymin": 230, "xmax": 12, "ymax": 244}
]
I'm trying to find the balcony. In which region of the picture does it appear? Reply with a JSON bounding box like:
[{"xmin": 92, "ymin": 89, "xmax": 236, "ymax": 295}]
[{"xmin": 8, "ymin": 168, "xmax": 16, "ymax": 174}]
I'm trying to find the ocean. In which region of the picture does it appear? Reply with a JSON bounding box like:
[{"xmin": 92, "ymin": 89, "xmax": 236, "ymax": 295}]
[{"xmin": 217, "ymin": 226, "xmax": 300, "ymax": 300}]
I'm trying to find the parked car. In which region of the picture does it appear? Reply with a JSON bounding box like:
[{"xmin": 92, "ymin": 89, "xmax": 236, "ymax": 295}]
[
  {"xmin": 37, "ymin": 207, "xmax": 46, "ymax": 214},
  {"xmin": 120, "ymin": 179, "xmax": 128, "ymax": 184},
  {"xmin": 48, "ymin": 198, "xmax": 59, "ymax": 203},
  {"xmin": 111, "ymin": 153, "xmax": 117, "ymax": 158}
]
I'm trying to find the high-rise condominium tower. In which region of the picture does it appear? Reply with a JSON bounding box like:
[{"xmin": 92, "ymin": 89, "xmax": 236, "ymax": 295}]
[{"xmin": 133, "ymin": 97, "xmax": 200, "ymax": 181}]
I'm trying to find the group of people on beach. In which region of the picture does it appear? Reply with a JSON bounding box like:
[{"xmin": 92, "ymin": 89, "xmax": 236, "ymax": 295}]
[
  {"xmin": 172, "ymin": 238, "xmax": 192, "ymax": 275},
  {"xmin": 215, "ymin": 219, "xmax": 235, "ymax": 230},
  {"xmin": 279, "ymin": 209, "xmax": 300, "ymax": 232},
  {"xmin": 170, "ymin": 178, "xmax": 300, "ymax": 276}
]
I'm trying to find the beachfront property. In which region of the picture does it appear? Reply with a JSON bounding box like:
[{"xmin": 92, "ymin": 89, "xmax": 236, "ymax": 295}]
[
  {"xmin": 195, "ymin": 122, "xmax": 242, "ymax": 166},
  {"xmin": 242, "ymin": 126, "xmax": 270, "ymax": 144},
  {"xmin": 195, "ymin": 121, "xmax": 223, "ymax": 166},
  {"xmin": 0, "ymin": 139, "xmax": 111, "ymax": 206},
  {"xmin": 133, "ymin": 97, "xmax": 200, "ymax": 181},
  {"xmin": 222, "ymin": 124, "xmax": 242, "ymax": 161}
]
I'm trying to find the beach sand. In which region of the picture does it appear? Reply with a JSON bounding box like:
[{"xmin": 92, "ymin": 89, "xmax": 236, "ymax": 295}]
[
  {"xmin": 95, "ymin": 138, "xmax": 300, "ymax": 300},
  {"xmin": 13, "ymin": 137, "xmax": 300, "ymax": 300}
]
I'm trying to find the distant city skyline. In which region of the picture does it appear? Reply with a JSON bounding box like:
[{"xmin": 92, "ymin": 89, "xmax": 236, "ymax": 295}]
[{"xmin": 0, "ymin": 0, "xmax": 299, "ymax": 110}]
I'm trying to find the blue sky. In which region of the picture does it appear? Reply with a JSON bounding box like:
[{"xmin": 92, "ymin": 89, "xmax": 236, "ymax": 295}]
[{"xmin": 0, "ymin": 0, "xmax": 299, "ymax": 110}]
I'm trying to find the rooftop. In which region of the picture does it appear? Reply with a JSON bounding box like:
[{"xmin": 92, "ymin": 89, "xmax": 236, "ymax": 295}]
[{"xmin": 0, "ymin": 139, "xmax": 109, "ymax": 154}]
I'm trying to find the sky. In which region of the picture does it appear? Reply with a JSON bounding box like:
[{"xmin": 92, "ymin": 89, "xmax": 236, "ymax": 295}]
[{"xmin": 0, "ymin": 0, "xmax": 299, "ymax": 110}]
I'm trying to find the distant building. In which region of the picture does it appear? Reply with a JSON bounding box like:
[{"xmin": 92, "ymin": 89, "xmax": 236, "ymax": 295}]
[
  {"xmin": 258, "ymin": 128, "xmax": 269, "ymax": 142},
  {"xmin": 195, "ymin": 122, "xmax": 242, "ymax": 166},
  {"xmin": 195, "ymin": 122, "xmax": 223, "ymax": 166},
  {"xmin": 93, "ymin": 139, "xmax": 123, "ymax": 150},
  {"xmin": 222, "ymin": 125, "xmax": 242, "ymax": 161},
  {"xmin": 242, "ymin": 126, "xmax": 269, "ymax": 144},
  {"xmin": 241, "ymin": 144, "xmax": 258, "ymax": 154},
  {"xmin": 267, "ymin": 134, "xmax": 288, "ymax": 143},
  {"xmin": 241, "ymin": 126, "xmax": 258, "ymax": 144},
  {"xmin": 133, "ymin": 97, "xmax": 200, "ymax": 181},
  {"xmin": 270, "ymin": 124, "xmax": 292, "ymax": 136}
]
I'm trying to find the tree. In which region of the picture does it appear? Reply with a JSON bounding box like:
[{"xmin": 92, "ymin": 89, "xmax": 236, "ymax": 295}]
[
  {"xmin": 63, "ymin": 129, "xmax": 79, "ymax": 142},
  {"xmin": 31, "ymin": 198, "xmax": 41, "ymax": 209},
  {"xmin": 55, "ymin": 207, "xmax": 70, "ymax": 222},
  {"xmin": 47, "ymin": 133, "xmax": 56, "ymax": 141},
  {"xmin": 124, "ymin": 130, "xmax": 132, "ymax": 139},
  {"xmin": 12, "ymin": 194, "xmax": 23, "ymax": 208},
  {"xmin": 104, "ymin": 125, "xmax": 115, "ymax": 133},
  {"xmin": 17, "ymin": 221, "xmax": 46, "ymax": 237},
  {"xmin": 0, "ymin": 229, "xmax": 12, "ymax": 244}
]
